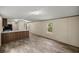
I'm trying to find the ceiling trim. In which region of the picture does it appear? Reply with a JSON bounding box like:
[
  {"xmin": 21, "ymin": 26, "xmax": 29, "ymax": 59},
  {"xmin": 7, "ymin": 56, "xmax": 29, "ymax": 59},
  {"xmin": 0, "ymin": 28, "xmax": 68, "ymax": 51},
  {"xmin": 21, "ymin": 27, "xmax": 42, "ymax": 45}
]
[{"xmin": 29, "ymin": 15, "xmax": 79, "ymax": 23}]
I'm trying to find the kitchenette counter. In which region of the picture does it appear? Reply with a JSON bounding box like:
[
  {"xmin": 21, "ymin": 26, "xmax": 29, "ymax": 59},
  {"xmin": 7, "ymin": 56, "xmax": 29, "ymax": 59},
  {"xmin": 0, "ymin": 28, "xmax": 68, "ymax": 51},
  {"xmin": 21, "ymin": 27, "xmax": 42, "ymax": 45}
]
[{"xmin": 1, "ymin": 30, "xmax": 29, "ymax": 44}]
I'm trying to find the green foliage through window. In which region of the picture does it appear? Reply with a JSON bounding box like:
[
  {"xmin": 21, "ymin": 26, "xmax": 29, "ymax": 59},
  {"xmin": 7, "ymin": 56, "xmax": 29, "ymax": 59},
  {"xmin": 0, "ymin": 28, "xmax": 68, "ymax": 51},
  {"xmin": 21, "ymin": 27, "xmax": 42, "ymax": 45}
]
[{"xmin": 48, "ymin": 23, "xmax": 53, "ymax": 32}]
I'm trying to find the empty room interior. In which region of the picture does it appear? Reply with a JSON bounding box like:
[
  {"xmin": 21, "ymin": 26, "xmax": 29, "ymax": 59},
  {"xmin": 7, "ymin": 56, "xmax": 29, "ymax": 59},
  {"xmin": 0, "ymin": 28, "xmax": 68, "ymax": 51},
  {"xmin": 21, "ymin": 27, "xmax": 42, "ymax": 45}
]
[{"xmin": 0, "ymin": 6, "xmax": 79, "ymax": 53}]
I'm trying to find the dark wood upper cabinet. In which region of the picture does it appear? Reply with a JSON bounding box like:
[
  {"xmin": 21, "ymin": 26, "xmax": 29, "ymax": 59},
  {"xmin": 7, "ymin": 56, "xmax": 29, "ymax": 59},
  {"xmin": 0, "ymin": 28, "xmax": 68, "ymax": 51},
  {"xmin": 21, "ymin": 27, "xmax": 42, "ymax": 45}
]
[{"xmin": 2, "ymin": 18, "xmax": 7, "ymax": 26}]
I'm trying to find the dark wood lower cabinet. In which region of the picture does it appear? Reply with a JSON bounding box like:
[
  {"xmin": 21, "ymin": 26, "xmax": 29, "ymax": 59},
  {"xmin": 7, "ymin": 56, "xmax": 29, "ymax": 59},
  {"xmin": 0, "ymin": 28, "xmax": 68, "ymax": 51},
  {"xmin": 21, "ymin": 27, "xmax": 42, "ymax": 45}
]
[{"xmin": 1, "ymin": 31, "xmax": 29, "ymax": 44}]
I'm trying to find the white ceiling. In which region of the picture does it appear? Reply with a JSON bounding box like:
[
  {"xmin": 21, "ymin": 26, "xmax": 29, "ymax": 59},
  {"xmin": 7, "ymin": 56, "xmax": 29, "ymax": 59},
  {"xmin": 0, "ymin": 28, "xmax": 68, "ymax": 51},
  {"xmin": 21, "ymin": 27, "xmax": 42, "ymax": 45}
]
[{"xmin": 0, "ymin": 6, "xmax": 79, "ymax": 21}]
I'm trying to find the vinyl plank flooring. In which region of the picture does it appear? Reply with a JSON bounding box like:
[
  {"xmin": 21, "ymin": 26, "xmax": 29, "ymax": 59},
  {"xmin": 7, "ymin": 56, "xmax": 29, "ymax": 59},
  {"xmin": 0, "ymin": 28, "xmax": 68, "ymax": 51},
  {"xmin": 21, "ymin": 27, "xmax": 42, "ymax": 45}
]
[{"xmin": 1, "ymin": 33, "xmax": 79, "ymax": 53}]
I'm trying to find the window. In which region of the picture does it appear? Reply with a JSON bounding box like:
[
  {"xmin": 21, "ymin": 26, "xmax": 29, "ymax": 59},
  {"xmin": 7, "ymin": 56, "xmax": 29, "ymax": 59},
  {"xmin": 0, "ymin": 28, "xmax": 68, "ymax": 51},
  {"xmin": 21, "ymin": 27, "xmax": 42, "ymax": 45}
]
[{"xmin": 48, "ymin": 23, "xmax": 53, "ymax": 32}]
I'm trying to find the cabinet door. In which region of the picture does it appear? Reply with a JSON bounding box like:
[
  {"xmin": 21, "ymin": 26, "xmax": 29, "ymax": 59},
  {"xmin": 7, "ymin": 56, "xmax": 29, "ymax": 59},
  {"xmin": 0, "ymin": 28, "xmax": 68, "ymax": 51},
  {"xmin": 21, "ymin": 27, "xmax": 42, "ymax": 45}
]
[{"xmin": 2, "ymin": 18, "xmax": 7, "ymax": 26}]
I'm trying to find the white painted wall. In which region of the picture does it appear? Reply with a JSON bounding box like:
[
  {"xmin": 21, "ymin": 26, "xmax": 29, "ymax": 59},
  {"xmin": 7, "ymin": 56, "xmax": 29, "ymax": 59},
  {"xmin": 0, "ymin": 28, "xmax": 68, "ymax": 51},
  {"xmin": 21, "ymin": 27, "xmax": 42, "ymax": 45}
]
[
  {"xmin": 67, "ymin": 17, "xmax": 79, "ymax": 47},
  {"xmin": 29, "ymin": 16, "xmax": 79, "ymax": 47},
  {"xmin": 0, "ymin": 16, "xmax": 2, "ymax": 46},
  {"xmin": 17, "ymin": 20, "xmax": 26, "ymax": 31}
]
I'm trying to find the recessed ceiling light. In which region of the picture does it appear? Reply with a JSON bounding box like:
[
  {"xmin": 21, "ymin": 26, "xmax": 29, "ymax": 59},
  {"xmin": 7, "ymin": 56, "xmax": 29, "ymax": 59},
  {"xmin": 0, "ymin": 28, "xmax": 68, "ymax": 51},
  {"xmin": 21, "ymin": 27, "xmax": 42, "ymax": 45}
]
[
  {"xmin": 29, "ymin": 10, "xmax": 43, "ymax": 15},
  {"xmin": 14, "ymin": 19, "xmax": 23, "ymax": 22},
  {"xmin": 14, "ymin": 19, "xmax": 19, "ymax": 22},
  {"xmin": 24, "ymin": 20, "xmax": 31, "ymax": 22}
]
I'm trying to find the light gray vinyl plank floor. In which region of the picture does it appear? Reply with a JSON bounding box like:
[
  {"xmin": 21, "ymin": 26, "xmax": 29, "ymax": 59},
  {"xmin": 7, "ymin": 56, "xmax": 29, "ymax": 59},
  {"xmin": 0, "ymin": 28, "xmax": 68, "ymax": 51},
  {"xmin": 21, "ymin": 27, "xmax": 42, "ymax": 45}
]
[{"xmin": 1, "ymin": 33, "xmax": 79, "ymax": 53}]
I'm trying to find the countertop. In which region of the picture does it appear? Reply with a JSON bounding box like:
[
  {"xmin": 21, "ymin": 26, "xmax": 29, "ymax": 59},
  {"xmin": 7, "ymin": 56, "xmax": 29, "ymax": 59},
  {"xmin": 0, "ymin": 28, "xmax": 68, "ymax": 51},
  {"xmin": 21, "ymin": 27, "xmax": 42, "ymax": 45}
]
[{"xmin": 1, "ymin": 30, "xmax": 29, "ymax": 33}]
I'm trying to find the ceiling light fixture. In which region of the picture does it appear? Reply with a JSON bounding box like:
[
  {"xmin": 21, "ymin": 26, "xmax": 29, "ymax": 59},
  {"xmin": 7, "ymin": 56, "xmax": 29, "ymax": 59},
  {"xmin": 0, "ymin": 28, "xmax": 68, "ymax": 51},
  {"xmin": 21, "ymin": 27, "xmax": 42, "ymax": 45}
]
[
  {"xmin": 24, "ymin": 20, "xmax": 31, "ymax": 22},
  {"xmin": 29, "ymin": 10, "xmax": 42, "ymax": 15}
]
